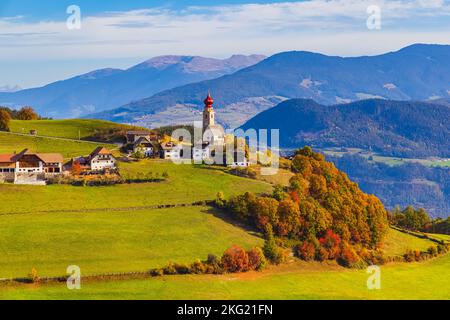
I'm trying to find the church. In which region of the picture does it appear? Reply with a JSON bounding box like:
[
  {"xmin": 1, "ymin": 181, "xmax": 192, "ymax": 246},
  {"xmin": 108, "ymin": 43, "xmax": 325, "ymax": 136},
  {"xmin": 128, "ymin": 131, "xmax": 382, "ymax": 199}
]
[
  {"xmin": 201, "ymin": 93, "xmax": 225, "ymax": 146},
  {"xmin": 192, "ymin": 93, "xmax": 225, "ymax": 163},
  {"xmin": 161, "ymin": 92, "xmax": 247, "ymax": 166}
]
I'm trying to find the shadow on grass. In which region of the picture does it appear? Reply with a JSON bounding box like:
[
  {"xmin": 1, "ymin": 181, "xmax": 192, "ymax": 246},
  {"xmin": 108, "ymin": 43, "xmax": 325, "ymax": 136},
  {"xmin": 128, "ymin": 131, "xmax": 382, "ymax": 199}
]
[{"xmin": 201, "ymin": 206, "xmax": 263, "ymax": 239}]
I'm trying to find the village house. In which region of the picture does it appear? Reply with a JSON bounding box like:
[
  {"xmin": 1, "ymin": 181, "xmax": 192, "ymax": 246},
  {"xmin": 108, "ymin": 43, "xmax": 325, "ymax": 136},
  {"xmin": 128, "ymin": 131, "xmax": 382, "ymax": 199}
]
[
  {"xmin": 0, "ymin": 149, "xmax": 64, "ymax": 184},
  {"xmin": 160, "ymin": 141, "xmax": 184, "ymax": 160},
  {"xmin": 126, "ymin": 130, "xmax": 158, "ymax": 158},
  {"xmin": 126, "ymin": 130, "xmax": 157, "ymax": 144},
  {"xmin": 65, "ymin": 147, "xmax": 117, "ymax": 174},
  {"xmin": 132, "ymin": 136, "xmax": 155, "ymax": 157}
]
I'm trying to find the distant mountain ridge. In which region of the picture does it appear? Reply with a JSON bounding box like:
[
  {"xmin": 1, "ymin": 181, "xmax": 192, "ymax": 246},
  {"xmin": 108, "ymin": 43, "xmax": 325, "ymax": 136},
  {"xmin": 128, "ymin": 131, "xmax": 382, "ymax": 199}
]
[
  {"xmin": 90, "ymin": 44, "xmax": 450, "ymax": 129},
  {"xmin": 240, "ymin": 98, "xmax": 450, "ymax": 158},
  {"xmin": 0, "ymin": 54, "xmax": 265, "ymax": 118}
]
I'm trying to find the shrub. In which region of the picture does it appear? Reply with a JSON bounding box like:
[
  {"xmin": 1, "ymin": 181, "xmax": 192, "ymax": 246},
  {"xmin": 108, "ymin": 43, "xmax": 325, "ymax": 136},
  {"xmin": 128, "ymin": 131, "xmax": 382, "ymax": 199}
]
[
  {"xmin": 29, "ymin": 268, "xmax": 40, "ymax": 283},
  {"xmin": 221, "ymin": 245, "xmax": 249, "ymax": 273},
  {"xmin": 295, "ymin": 241, "xmax": 316, "ymax": 261},
  {"xmin": 263, "ymin": 225, "xmax": 284, "ymax": 265},
  {"xmin": 316, "ymin": 247, "xmax": 329, "ymax": 262},
  {"xmin": 190, "ymin": 260, "xmax": 207, "ymax": 274},
  {"xmin": 206, "ymin": 254, "xmax": 223, "ymax": 274},
  {"xmin": 427, "ymin": 246, "xmax": 438, "ymax": 256},
  {"xmin": 338, "ymin": 242, "xmax": 361, "ymax": 268},
  {"xmin": 248, "ymin": 247, "xmax": 267, "ymax": 271},
  {"xmin": 215, "ymin": 192, "xmax": 226, "ymax": 208},
  {"xmin": 151, "ymin": 268, "xmax": 164, "ymax": 277},
  {"xmin": 174, "ymin": 263, "xmax": 191, "ymax": 275},
  {"xmin": 163, "ymin": 262, "xmax": 177, "ymax": 275}
]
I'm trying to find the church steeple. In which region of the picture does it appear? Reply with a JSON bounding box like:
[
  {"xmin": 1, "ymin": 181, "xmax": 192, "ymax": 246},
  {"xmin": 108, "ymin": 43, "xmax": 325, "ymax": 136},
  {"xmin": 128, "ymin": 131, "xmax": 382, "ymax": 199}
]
[
  {"xmin": 203, "ymin": 92, "xmax": 215, "ymax": 133},
  {"xmin": 204, "ymin": 92, "xmax": 214, "ymax": 109}
]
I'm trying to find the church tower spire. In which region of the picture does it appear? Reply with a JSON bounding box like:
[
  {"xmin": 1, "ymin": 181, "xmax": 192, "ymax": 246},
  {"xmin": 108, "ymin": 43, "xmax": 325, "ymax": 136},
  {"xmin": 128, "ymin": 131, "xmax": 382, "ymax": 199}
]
[{"xmin": 203, "ymin": 92, "xmax": 215, "ymax": 133}]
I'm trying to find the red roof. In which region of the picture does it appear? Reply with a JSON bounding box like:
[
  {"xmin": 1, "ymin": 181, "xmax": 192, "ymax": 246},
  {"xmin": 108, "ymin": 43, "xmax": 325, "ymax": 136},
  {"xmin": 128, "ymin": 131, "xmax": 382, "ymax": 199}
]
[{"xmin": 0, "ymin": 154, "xmax": 14, "ymax": 163}]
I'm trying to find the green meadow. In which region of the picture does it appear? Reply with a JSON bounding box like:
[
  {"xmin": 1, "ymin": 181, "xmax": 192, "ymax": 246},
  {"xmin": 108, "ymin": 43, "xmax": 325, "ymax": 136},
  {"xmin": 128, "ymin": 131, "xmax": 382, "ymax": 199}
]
[
  {"xmin": 1, "ymin": 119, "xmax": 449, "ymax": 300},
  {"xmin": 0, "ymin": 206, "xmax": 263, "ymax": 279},
  {"xmin": 9, "ymin": 119, "xmax": 135, "ymax": 140},
  {"xmin": 2, "ymin": 253, "xmax": 450, "ymax": 300},
  {"xmin": 0, "ymin": 160, "xmax": 271, "ymax": 215},
  {"xmin": 382, "ymin": 228, "xmax": 435, "ymax": 257},
  {"xmin": 0, "ymin": 131, "xmax": 114, "ymax": 159}
]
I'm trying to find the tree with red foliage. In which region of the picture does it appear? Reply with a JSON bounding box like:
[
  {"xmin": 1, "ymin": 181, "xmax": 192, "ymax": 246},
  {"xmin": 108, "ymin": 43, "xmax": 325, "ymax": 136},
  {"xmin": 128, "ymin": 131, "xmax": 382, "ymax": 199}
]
[
  {"xmin": 71, "ymin": 161, "xmax": 82, "ymax": 176},
  {"xmin": 295, "ymin": 240, "xmax": 316, "ymax": 261},
  {"xmin": 319, "ymin": 230, "xmax": 342, "ymax": 259},
  {"xmin": 221, "ymin": 245, "xmax": 249, "ymax": 273},
  {"xmin": 247, "ymin": 247, "xmax": 267, "ymax": 271}
]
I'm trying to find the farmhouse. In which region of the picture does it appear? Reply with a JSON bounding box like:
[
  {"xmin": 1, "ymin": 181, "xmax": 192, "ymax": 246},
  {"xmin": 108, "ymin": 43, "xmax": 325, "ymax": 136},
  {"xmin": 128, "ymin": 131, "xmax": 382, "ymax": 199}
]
[
  {"xmin": 126, "ymin": 130, "xmax": 157, "ymax": 144},
  {"xmin": 0, "ymin": 149, "xmax": 64, "ymax": 184},
  {"xmin": 66, "ymin": 147, "xmax": 117, "ymax": 173},
  {"xmin": 160, "ymin": 141, "xmax": 184, "ymax": 160},
  {"xmin": 132, "ymin": 136, "xmax": 155, "ymax": 157}
]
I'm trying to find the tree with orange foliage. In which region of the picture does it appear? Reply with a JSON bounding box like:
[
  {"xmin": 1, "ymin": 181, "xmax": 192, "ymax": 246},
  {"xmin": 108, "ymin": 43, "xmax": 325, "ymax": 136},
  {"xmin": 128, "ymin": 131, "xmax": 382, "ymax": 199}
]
[
  {"xmin": 221, "ymin": 245, "xmax": 249, "ymax": 273},
  {"xmin": 16, "ymin": 106, "xmax": 39, "ymax": 120},
  {"xmin": 319, "ymin": 230, "xmax": 342, "ymax": 260},
  {"xmin": 71, "ymin": 161, "xmax": 82, "ymax": 176}
]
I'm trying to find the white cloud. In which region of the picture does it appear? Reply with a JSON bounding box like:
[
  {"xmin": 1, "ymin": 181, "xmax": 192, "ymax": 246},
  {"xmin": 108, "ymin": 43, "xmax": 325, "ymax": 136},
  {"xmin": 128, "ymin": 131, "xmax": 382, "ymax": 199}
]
[{"xmin": 0, "ymin": 1, "xmax": 449, "ymax": 60}]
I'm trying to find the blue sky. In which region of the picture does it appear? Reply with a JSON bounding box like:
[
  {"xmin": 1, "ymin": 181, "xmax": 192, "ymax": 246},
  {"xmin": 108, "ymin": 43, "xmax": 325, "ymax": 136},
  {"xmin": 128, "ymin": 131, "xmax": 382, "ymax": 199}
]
[{"xmin": 1, "ymin": 0, "xmax": 449, "ymax": 89}]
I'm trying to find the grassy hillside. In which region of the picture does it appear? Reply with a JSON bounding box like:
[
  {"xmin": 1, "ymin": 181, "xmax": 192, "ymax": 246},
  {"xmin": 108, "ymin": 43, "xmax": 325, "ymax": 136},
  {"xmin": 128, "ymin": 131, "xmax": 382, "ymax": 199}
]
[
  {"xmin": 0, "ymin": 131, "xmax": 114, "ymax": 159},
  {"xmin": 9, "ymin": 119, "xmax": 136, "ymax": 140},
  {"xmin": 382, "ymin": 228, "xmax": 434, "ymax": 257},
  {"xmin": 3, "ymin": 248, "xmax": 450, "ymax": 300},
  {"xmin": 0, "ymin": 206, "xmax": 263, "ymax": 278},
  {"xmin": 0, "ymin": 160, "xmax": 271, "ymax": 215}
]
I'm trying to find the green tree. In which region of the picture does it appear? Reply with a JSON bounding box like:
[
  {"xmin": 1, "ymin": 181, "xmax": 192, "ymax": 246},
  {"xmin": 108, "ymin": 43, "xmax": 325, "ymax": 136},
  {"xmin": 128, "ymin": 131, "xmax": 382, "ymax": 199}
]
[{"xmin": 262, "ymin": 225, "xmax": 283, "ymax": 264}]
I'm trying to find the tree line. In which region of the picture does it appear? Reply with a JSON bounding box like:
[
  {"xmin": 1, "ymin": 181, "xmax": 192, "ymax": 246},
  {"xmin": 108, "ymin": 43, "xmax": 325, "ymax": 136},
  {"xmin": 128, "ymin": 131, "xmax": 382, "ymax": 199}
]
[
  {"xmin": 217, "ymin": 147, "xmax": 390, "ymax": 268},
  {"xmin": 0, "ymin": 106, "xmax": 44, "ymax": 132}
]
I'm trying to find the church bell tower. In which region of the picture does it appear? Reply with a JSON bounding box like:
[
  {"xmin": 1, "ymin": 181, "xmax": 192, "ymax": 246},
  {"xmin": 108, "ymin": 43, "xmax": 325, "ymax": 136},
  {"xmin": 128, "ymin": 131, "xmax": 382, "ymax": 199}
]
[{"xmin": 203, "ymin": 93, "xmax": 215, "ymax": 133}]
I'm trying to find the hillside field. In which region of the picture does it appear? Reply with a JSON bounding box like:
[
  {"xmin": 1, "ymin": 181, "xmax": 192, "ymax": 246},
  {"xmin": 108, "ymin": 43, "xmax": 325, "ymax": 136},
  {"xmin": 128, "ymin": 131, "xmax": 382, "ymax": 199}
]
[
  {"xmin": 0, "ymin": 131, "xmax": 114, "ymax": 159},
  {"xmin": 0, "ymin": 206, "xmax": 263, "ymax": 278},
  {"xmin": 1, "ymin": 122, "xmax": 449, "ymax": 300},
  {"xmin": 0, "ymin": 160, "xmax": 271, "ymax": 215},
  {"xmin": 9, "ymin": 119, "xmax": 136, "ymax": 140},
  {"xmin": 2, "ymin": 251, "xmax": 450, "ymax": 300}
]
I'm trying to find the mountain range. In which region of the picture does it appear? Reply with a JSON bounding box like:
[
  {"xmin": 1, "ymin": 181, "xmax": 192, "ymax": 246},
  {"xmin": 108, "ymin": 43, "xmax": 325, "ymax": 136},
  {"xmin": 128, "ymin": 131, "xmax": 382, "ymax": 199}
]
[
  {"xmin": 240, "ymin": 98, "xmax": 450, "ymax": 158},
  {"xmin": 90, "ymin": 44, "xmax": 450, "ymax": 129},
  {"xmin": 0, "ymin": 54, "xmax": 265, "ymax": 118}
]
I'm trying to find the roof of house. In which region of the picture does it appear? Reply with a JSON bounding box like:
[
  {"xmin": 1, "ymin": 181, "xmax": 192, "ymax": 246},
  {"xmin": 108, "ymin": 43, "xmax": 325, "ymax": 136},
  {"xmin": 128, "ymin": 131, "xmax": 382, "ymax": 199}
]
[
  {"xmin": 127, "ymin": 130, "xmax": 152, "ymax": 135},
  {"xmin": 134, "ymin": 136, "xmax": 153, "ymax": 146},
  {"xmin": 0, "ymin": 149, "xmax": 63, "ymax": 164},
  {"xmin": 0, "ymin": 154, "xmax": 14, "ymax": 163},
  {"xmin": 36, "ymin": 153, "xmax": 64, "ymax": 163},
  {"xmin": 89, "ymin": 147, "xmax": 112, "ymax": 158},
  {"xmin": 160, "ymin": 142, "xmax": 179, "ymax": 150}
]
